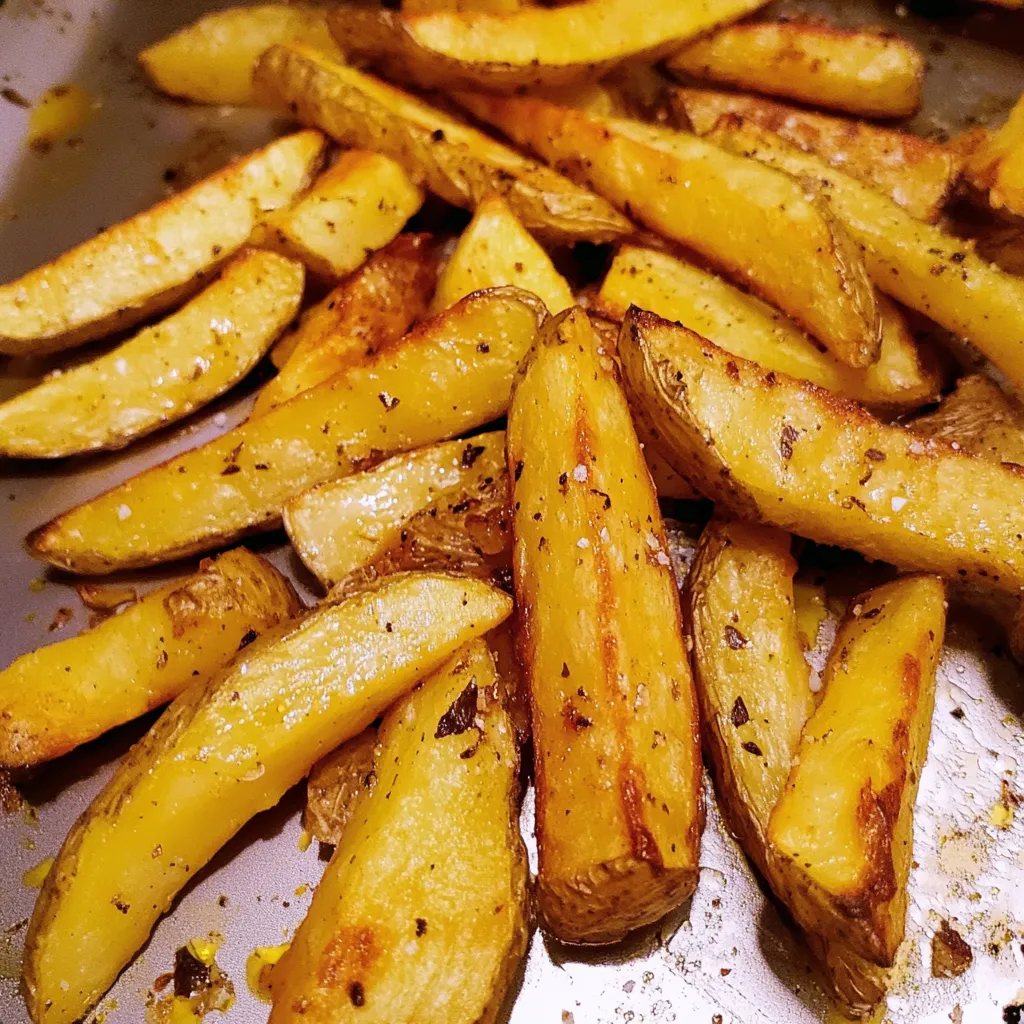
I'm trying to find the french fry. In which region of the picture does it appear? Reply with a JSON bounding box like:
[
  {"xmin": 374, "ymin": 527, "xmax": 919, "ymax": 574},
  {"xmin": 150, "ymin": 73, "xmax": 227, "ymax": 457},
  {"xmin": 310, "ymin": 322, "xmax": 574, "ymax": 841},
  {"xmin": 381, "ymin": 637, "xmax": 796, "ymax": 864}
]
[
  {"xmin": 666, "ymin": 19, "xmax": 924, "ymax": 119},
  {"xmin": 458, "ymin": 93, "xmax": 881, "ymax": 368},
  {"xmin": 0, "ymin": 250, "xmax": 303, "ymax": 459},
  {"xmin": 253, "ymin": 44, "xmax": 632, "ymax": 244},
  {"xmin": 962, "ymin": 94, "xmax": 1024, "ymax": 219},
  {"xmin": 303, "ymin": 727, "xmax": 378, "ymax": 846},
  {"xmin": 27, "ymin": 288, "xmax": 545, "ymax": 574},
  {"xmin": 0, "ymin": 131, "xmax": 325, "ymax": 356}
]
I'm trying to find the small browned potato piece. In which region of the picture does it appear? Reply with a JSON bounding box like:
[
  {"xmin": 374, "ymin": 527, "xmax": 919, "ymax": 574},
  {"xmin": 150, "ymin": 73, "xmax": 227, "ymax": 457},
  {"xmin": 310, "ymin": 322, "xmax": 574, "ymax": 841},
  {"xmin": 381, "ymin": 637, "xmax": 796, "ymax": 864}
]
[
  {"xmin": 252, "ymin": 44, "xmax": 632, "ymax": 244},
  {"xmin": 459, "ymin": 93, "xmax": 881, "ymax": 369},
  {"xmin": 509, "ymin": 307, "xmax": 703, "ymax": 944},
  {"xmin": 618, "ymin": 309, "xmax": 1024, "ymax": 596},
  {"xmin": 303, "ymin": 727, "xmax": 378, "ymax": 846},
  {"xmin": 669, "ymin": 87, "xmax": 961, "ymax": 223},
  {"xmin": 269, "ymin": 639, "xmax": 528, "ymax": 1024},
  {"xmin": 0, "ymin": 548, "xmax": 300, "ymax": 770},
  {"xmin": 962, "ymin": 94, "xmax": 1024, "ymax": 219},
  {"xmin": 666, "ymin": 19, "xmax": 924, "ymax": 119}
]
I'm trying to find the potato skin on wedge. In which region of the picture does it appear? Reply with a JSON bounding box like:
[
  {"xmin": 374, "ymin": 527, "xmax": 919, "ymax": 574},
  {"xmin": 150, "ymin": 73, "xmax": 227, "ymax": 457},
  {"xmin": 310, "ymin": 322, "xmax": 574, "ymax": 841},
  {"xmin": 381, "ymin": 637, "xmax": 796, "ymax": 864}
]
[
  {"xmin": 509, "ymin": 307, "xmax": 703, "ymax": 945},
  {"xmin": 23, "ymin": 572, "xmax": 513, "ymax": 1024},
  {"xmin": 303, "ymin": 726, "xmax": 378, "ymax": 847},
  {"xmin": 270, "ymin": 639, "xmax": 528, "ymax": 1023}
]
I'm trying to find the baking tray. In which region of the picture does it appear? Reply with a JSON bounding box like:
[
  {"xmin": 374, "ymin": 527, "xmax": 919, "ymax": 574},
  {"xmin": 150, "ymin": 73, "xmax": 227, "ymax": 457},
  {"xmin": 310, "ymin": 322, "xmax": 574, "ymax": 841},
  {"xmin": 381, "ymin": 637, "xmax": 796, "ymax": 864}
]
[{"xmin": 1, "ymin": 2, "xmax": 1023, "ymax": 1022}]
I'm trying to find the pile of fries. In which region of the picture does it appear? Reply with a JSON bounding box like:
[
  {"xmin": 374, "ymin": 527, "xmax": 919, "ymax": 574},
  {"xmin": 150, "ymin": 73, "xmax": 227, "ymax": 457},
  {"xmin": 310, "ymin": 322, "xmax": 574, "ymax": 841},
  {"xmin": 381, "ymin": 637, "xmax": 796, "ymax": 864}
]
[{"xmin": 2, "ymin": 1, "xmax": 1023, "ymax": 1021}]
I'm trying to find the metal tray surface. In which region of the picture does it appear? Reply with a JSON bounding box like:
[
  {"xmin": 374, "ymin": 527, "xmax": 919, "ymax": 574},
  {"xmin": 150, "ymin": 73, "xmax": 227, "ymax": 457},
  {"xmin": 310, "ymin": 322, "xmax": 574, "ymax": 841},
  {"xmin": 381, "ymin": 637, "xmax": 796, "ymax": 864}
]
[{"xmin": 1, "ymin": 2, "xmax": 1023, "ymax": 1022}]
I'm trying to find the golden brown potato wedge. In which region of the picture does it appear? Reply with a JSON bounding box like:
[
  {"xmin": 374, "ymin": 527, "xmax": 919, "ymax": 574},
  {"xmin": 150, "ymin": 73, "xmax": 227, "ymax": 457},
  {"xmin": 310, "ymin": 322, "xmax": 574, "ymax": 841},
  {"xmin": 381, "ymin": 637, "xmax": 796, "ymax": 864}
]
[
  {"xmin": 331, "ymin": 0, "xmax": 768, "ymax": 92},
  {"xmin": 252, "ymin": 233, "xmax": 437, "ymax": 417},
  {"xmin": 0, "ymin": 250, "xmax": 303, "ymax": 459},
  {"xmin": 596, "ymin": 244, "xmax": 940, "ymax": 410},
  {"xmin": 669, "ymin": 87, "xmax": 961, "ymax": 223},
  {"xmin": 431, "ymin": 193, "xmax": 574, "ymax": 315},
  {"xmin": 405, "ymin": 0, "xmax": 526, "ymax": 10},
  {"xmin": 270, "ymin": 638, "xmax": 528, "ymax": 1024},
  {"xmin": 509, "ymin": 308, "xmax": 703, "ymax": 944},
  {"xmin": 666, "ymin": 19, "xmax": 924, "ymax": 118},
  {"xmin": 619, "ymin": 309, "xmax": 1024, "ymax": 595},
  {"xmin": 253, "ymin": 44, "xmax": 631, "ymax": 244},
  {"xmin": 459, "ymin": 94, "xmax": 881, "ymax": 368},
  {"xmin": 138, "ymin": 4, "xmax": 341, "ymax": 106},
  {"xmin": 28, "ymin": 288, "xmax": 545, "ymax": 574},
  {"xmin": 23, "ymin": 572, "xmax": 512, "ymax": 1024},
  {"xmin": 252, "ymin": 151, "xmax": 424, "ymax": 279},
  {"xmin": 284, "ymin": 431, "xmax": 505, "ymax": 587},
  {"xmin": 0, "ymin": 131, "xmax": 325, "ymax": 357},
  {"xmin": 963, "ymin": 94, "xmax": 1024, "ymax": 219},
  {"xmin": 303, "ymin": 726, "xmax": 378, "ymax": 846},
  {"xmin": 710, "ymin": 117, "xmax": 1024, "ymax": 396},
  {"xmin": 0, "ymin": 548, "xmax": 300, "ymax": 770}
]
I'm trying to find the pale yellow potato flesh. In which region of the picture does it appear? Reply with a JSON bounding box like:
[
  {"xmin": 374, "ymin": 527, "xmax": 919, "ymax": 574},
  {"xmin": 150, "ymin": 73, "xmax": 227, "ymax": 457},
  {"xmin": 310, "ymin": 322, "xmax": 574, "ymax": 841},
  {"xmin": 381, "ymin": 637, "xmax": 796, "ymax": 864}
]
[
  {"xmin": 285, "ymin": 431, "xmax": 505, "ymax": 587},
  {"xmin": 963, "ymin": 94, "xmax": 1024, "ymax": 218},
  {"xmin": 0, "ymin": 131, "xmax": 325, "ymax": 356},
  {"xmin": 431, "ymin": 193, "xmax": 574, "ymax": 315},
  {"xmin": 667, "ymin": 20, "xmax": 924, "ymax": 118},
  {"xmin": 509, "ymin": 308, "xmax": 703, "ymax": 944},
  {"xmin": 331, "ymin": 0, "xmax": 769, "ymax": 91},
  {"xmin": 618, "ymin": 309, "xmax": 1024, "ymax": 595},
  {"xmin": 0, "ymin": 250, "xmax": 303, "ymax": 459},
  {"xmin": 138, "ymin": 4, "xmax": 342, "ymax": 106},
  {"xmin": 270, "ymin": 639, "xmax": 528, "ymax": 1023},
  {"xmin": 303, "ymin": 726, "xmax": 378, "ymax": 846},
  {"xmin": 459, "ymin": 94, "xmax": 881, "ymax": 368},
  {"xmin": 27, "ymin": 287, "xmax": 545, "ymax": 574},
  {"xmin": 0, "ymin": 548, "xmax": 300, "ymax": 769},
  {"xmin": 709, "ymin": 118, "xmax": 1024, "ymax": 397},
  {"xmin": 596, "ymin": 244, "xmax": 940, "ymax": 410},
  {"xmin": 23, "ymin": 572, "xmax": 513, "ymax": 1024},
  {"xmin": 252, "ymin": 44, "xmax": 632, "ymax": 244},
  {"xmin": 253, "ymin": 150, "xmax": 424, "ymax": 278}
]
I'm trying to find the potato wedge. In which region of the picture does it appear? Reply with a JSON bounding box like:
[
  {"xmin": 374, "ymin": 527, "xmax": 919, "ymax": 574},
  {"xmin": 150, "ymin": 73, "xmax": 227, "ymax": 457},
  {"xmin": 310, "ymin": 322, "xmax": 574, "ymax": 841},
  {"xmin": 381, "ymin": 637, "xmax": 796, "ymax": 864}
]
[
  {"xmin": 27, "ymin": 288, "xmax": 544, "ymax": 575},
  {"xmin": 459, "ymin": 94, "xmax": 881, "ymax": 368},
  {"xmin": 710, "ymin": 117, "xmax": 1024, "ymax": 396},
  {"xmin": 285, "ymin": 432, "xmax": 505, "ymax": 587},
  {"xmin": 138, "ymin": 4, "xmax": 341, "ymax": 106},
  {"xmin": 963, "ymin": 94, "xmax": 1024, "ymax": 219},
  {"xmin": 667, "ymin": 19, "xmax": 924, "ymax": 119},
  {"xmin": 406, "ymin": 0, "xmax": 526, "ymax": 11},
  {"xmin": 0, "ymin": 250, "xmax": 303, "ymax": 459},
  {"xmin": 509, "ymin": 308, "xmax": 703, "ymax": 944},
  {"xmin": 0, "ymin": 548, "xmax": 299, "ymax": 770},
  {"xmin": 252, "ymin": 151, "xmax": 424, "ymax": 279},
  {"xmin": 270, "ymin": 638, "xmax": 527, "ymax": 1024},
  {"xmin": 330, "ymin": 0, "xmax": 768, "ymax": 92},
  {"xmin": 253, "ymin": 44, "xmax": 631, "ymax": 244},
  {"xmin": 596, "ymin": 244, "xmax": 940, "ymax": 410},
  {"xmin": 431, "ymin": 193, "xmax": 573, "ymax": 315},
  {"xmin": 23, "ymin": 572, "xmax": 512, "ymax": 1024},
  {"xmin": 619, "ymin": 309, "xmax": 1024, "ymax": 595},
  {"xmin": 0, "ymin": 131, "xmax": 325, "ymax": 356},
  {"xmin": 303, "ymin": 727, "xmax": 378, "ymax": 846},
  {"xmin": 669, "ymin": 87, "xmax": 960, "ymax": 223},
  {"xmin": 252, "ymin": 233, "xmax": 437, "ymax": 417}
]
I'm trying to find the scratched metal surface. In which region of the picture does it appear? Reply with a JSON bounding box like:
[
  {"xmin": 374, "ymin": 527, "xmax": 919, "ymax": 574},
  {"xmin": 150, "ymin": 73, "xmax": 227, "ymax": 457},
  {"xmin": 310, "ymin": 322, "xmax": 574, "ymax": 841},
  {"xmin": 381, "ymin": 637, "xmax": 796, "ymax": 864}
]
[{"xmin": 0, "ymin": 2, "xmax": 1023, "ymax": 1023}]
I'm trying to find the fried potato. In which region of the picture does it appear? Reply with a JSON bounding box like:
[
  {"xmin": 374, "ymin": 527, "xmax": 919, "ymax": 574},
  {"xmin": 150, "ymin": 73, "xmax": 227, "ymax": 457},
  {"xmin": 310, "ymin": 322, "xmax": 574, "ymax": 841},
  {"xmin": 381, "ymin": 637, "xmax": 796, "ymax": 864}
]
[
  {"xmin": 252, "ymin": 233, "xmax": 436, "ymax": 417},
  {"xmin": 284, "ymin": 432, "xmax": 505, "ymax": 587},
  {"xmin": 768, "ymin": 575, "xmax": 944, "ymax": 1003},
  {"xmin": 23, "ymin": 572, "xmax": 512, "ymax": 1024},
  {"xmin": 431, "ymin": 194, "xmax": 573, "ymax": 315},
  {"xmin": 252, "ymin": 151, "xmax": 424, "ymax": 279},
  {"xmin": 138, "ymin": 4, "xmax": 341, "ymax": 106},
  {"xmin": 0, "ymin": 251, "xmax": 303, "ymax": 459},
  {"xmin": 459, "ymin": 94, "xmax": 881, "ymax": 368},
  {"xmin": 619, "ymin": 309, "xmax": 1024, "ymax": 595},
  {"xmin": 405, "ymin": 0, "xmax": 527, "ymax": 11},
  {"xmin": 596, "ymin": 244, "xmax": 939, "ymax": 410},
  {"xmin": 253, "ymin": 44, "xmax": 631, "ymax": 244},
  {"xmin": 667, "ymin": 19, "xmax": 924, "ymax": 119},
  {"xmin": 669, "ymin": 87, "xmax": 960, "ymax": 223},
  {"xmin": 330, "ymin": 0, "xmax": 769, "ymax": 92},
  {"xmin": 0, "ymin": 548, "xmax": 299, "ymax": 770},
  {"xmin": 963, "ymin": 94, "xmax": 1024, "ymax": 218},
  {"xmin": 509, "ymin": 308, "xmax": 703, "ymax": 944},
  {"xmin": 28, "ymin": 288, "xmax": 545, "ymax": 574},
  {"xmin": 0, "ymin": 131, "xmax": 325, "ymax": 357},
  {"xmin": 303, "ymin": 727, "xmax": 377, "ymax": 846},
  {"xmin": 709, "ymin": 117, "xmax": 1024, "ymax": 395},
  {"xmin": 270, "ymin": 639, "xmax": 528, "ymax": 1024}
]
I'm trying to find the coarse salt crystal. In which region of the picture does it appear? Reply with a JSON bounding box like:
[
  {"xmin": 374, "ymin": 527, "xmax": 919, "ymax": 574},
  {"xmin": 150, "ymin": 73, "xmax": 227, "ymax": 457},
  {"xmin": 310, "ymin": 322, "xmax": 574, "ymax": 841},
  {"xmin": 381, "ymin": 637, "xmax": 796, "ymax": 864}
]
[
  {"xmin": 117, "ymin": 504, "xmax": 132, "ymax": 520},
  {"xmin": 808, "ymin": 669, "xmax": 823, "ymax": 693},
  {"xmin": 213, "ymin": 412, "xmax": 227, "ymax": 426},
  {"xmin": 645, "ymin": 531, "xmax": 660, "ymax": 549},
  {"xmin": 577, "ymin": 538, "xmax": 590, "ymax": 549},
  {"xmin": 599, "ymin": 527, "xmax": 610, "ymax": 543},
  {"xmin": 891, "ymin": 495, "xmax": 908, "ymax": 512},
  {"xmin": 907, "ymin": 440, "xmax": 926, "ymax": 455},
  {"xmin": 656, "ymin": 551, "xmax": 671, "ymax": 566},
  {"xmin": 572, "ymin": 464, "xmax": 588, "ymax": 482}
]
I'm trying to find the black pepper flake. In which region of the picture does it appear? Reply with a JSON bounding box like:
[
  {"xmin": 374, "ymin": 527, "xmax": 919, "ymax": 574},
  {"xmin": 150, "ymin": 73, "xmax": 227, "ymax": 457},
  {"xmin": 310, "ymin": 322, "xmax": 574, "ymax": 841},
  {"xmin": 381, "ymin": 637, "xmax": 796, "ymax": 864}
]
[
  {"xmin": 461, "ymin": 443, "xmax": 485, "ymax": 468},
  {"xmin": 779, "ymin": 424, "xmax": 798, "ymax": 461},
  {"xmin": 1003, "ymin": 1004, "xmax": 1022, "ymax": 1024},
  {"xmin": 558, "ymin": 472, "xmax": 568, "ymax": 492},
  {"xmin": 378, "ymin": 391, "xmax": 400, "ymax": 411},
  {"xmin": 415, "ymin": 918, "xmax": 427, "ymax": 936},
  {"xmin": 435, "ymin": 680, "xmax": 478, "ymax": 739},
  {"xmin": 221, "ymin": 464, "xmax": 241, "ymax": 476},
  {"xmin": 477, "ymin": 342, "xmax": 490, "ymax": 353},
  {"xmin": 865, "ymin": 448, "xmax": 886, "ymax": 462},
  {"xmin": 862, "ymin": 608, "xmax": 881, "ymax": 619},
  {"xmin": 431, "ymin": 129, "xmax": 445, "ymax": 142},
  {"xmin": 730, "ymin": 696, "xmax": 749, "ymax": 727},
  {"xmin": 173, "ymin": 945, "xmax": 211, "ymax": 998},
  {"xmin": 742, "ymin": 741, "xmax": 763, "ymax": 757},
  {"xmin": 590, "ymin": 488, "xmax": 612, "ymax": 510},
  {"xmin": 238, "ymin": 628, "xmax": 258, "ymax": 650},
  {"xmin": 349, "ymin": 981, "xmax": 365, "ymax": 1007},
  {"xmin": 561, "ymin": 662, "xmax": 570, "ymax": 677},
  {"xmin": 514, "ymin": 460, "xmax": 524, "ymax": 481},
  {"xmin": 450, "ymin": 500, "xmax": 470, "ymax": 515},
  {"xmin": 724, "ymin": 625, "xmax": 748, "ymax": 650},
  {"xmin": 1, "ymin": 87, "xmax": 30, "ymax": 108},
  {"xmin": 950, "ymin": 706, "xmax": 965, "ymax": 720}
]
